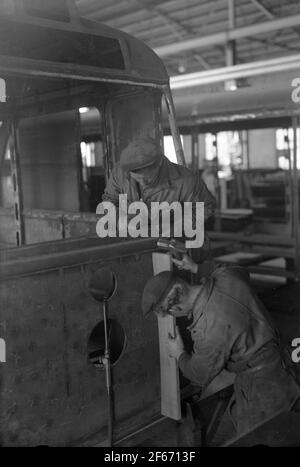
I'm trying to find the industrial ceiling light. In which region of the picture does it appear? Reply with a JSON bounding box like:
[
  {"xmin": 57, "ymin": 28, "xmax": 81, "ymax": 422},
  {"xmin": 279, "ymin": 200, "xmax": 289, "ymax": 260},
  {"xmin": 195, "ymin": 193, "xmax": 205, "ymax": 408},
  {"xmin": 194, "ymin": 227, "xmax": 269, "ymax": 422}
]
[{"xmin": 228, "ymin": 82, "xmax": 238, "ymax": 91}]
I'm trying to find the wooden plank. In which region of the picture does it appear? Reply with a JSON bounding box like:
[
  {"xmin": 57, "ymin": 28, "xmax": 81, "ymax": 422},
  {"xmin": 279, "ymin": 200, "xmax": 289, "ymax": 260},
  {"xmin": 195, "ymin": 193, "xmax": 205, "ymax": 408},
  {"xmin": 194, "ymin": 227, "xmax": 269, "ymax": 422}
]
[
  {"xmin": 157, "ymin": 316, "xmax": 181, "ymax": 420},
  {"xmin": 152, "ymin": 252, "xmax": 173, "ymax": 276},
  {"xmin": 152, "ymin": 252, "xmax": 181, "ymax": 421}
]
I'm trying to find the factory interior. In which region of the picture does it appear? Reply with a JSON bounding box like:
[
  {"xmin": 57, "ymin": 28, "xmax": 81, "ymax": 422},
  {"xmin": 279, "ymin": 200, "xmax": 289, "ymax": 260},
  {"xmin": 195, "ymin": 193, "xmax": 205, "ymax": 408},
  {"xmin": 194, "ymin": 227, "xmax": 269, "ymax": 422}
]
[{"xmin": 1, "ymin": 0, "xmax": 300, "ymax": 448}]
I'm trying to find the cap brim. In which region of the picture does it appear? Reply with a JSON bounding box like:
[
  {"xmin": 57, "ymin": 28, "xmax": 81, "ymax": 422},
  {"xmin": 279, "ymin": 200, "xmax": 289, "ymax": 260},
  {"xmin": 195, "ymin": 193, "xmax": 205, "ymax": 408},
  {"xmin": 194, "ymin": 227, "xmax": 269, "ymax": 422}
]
[
  {"xmin": 142, "ymin": 272, "xmax": 175, "ymax": 317},
  {"xmin": 121, "ymin": 159, "xmax": 159, "ymax": 173}
]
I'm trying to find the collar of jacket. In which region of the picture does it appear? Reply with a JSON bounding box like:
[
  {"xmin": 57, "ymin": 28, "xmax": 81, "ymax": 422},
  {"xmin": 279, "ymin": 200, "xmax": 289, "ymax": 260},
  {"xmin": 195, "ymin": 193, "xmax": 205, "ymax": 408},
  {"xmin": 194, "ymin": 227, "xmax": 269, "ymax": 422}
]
[
  {"xmin": 125, "ymin": 156, "xmax": 182, "ymax": 189},
  {"xmin": 187, "ymin": 263, "xmax": 225, "ymax": 329},
  {"xmin": 187, "ymin": 277, "xmax": 214, "ymax": 332}
]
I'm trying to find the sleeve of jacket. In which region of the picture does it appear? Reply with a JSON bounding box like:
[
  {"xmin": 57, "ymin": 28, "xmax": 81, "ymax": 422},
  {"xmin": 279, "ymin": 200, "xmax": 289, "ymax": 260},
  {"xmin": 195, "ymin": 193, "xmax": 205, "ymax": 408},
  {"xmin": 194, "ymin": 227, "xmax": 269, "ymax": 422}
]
[
  {"xmin": 102, "ymin": 167, "xmax": 121, "ymax": 205},
  {"xmin": 178, "ymin": 318, "xmax": 228, "ymax": 389},
  {"xmin": 191, "ymin": 174, "xmax": 216, "ymax": 221}
]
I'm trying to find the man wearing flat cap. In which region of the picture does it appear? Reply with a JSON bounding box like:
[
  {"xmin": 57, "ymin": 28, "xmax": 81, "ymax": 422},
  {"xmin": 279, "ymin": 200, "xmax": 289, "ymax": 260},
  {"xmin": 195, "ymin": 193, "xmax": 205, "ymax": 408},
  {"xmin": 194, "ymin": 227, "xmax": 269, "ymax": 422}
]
[
  {"xmin": 103, "ymin": 137, "xmax": 215, "ymax": 214},
  {"xmin": 142, "ymin": 254, "xmax": 300, "ymax": 436},
  {"xmin": 102, "ymin": 137, "xmax": 215, "ymax": 258}
]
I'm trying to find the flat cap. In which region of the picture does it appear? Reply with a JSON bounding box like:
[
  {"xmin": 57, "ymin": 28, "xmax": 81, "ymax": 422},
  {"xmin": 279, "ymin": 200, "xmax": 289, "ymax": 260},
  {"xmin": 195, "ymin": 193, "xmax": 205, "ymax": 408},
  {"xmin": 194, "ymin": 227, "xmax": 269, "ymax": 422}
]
[
  {"xmin": 142, "ymin": 271, "xmax": 174, "ymax": 316},
  {"xmin": 120, "ymin": 137, "xmax": 162, "ymax": 172}
]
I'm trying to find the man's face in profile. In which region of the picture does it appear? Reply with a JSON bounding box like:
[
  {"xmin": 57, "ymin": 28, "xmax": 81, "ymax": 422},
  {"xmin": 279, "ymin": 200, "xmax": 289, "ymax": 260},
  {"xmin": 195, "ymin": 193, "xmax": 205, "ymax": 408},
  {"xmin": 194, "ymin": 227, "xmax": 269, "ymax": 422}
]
[{"xmin": 155, "ymin": 284, "xmax": 189, "ymax": 318}]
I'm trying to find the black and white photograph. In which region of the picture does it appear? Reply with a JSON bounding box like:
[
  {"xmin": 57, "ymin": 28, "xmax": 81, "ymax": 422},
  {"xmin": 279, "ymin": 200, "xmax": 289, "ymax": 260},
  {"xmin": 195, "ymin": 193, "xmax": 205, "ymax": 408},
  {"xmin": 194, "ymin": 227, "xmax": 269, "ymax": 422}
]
[{"xmin": 1, "ymin": 0, "xmax": 300, "ymax": 451}]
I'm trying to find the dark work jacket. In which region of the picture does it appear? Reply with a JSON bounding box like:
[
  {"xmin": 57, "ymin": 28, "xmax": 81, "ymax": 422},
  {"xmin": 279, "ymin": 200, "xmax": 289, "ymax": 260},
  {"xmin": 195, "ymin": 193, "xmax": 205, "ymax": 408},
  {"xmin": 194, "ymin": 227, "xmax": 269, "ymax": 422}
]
[
  {"xmin": 179, "ymin": 264, "xmax": 300, "ymax": 435},
  {"xmin": 103, "ymin": 156, "xmax": 215, "ymax": 261},
  {"xmin": 102, "ymin": 156, "xmax": 216, "ymax": 222}
]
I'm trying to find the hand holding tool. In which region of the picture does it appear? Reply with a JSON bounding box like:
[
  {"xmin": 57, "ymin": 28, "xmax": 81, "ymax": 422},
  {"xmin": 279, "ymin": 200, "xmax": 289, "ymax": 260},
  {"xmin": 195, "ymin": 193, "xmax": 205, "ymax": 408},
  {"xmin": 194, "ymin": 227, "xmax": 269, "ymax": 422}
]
[{"xmin": 157, "ymin": 238, "xmax": 187, "ymax": 260}]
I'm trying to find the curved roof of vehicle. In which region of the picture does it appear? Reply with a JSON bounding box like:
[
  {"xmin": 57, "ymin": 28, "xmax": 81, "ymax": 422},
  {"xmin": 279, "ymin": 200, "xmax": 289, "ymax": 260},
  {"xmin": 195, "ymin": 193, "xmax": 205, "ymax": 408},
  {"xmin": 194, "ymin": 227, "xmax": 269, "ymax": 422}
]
[{"xmin": 0, "ymin": 5, "xmax": 169, "ymax": 87}]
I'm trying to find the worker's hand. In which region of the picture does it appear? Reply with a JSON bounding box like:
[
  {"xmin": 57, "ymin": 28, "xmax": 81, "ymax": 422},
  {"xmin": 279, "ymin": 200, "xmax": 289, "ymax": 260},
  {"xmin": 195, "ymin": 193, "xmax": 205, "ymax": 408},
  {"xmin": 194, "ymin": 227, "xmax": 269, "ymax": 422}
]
[
  {"xmin": 167, "ymin": 326, "xmax": 185, "ymax": 360},
  {"xmin": 171, "ymin": 253, "xmax": 198, "ymax": 274}
]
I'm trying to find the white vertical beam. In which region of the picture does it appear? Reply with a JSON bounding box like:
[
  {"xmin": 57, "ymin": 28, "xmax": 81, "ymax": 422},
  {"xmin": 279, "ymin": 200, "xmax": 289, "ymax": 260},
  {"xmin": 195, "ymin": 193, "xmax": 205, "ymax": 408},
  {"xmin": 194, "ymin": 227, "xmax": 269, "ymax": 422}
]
[{"xmin": 225, "ymin": 0, "xmax": 236, "ymax": 91}]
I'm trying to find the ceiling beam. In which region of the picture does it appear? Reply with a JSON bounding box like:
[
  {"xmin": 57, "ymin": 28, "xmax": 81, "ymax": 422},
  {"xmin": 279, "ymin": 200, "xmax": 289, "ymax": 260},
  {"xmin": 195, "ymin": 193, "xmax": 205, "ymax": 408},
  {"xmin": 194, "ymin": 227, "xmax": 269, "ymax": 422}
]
[
  {"xmin": 137, "ymin": 0, "xmax": 211, "ymax": 69},
  {"xmin": 247, "ymin": 34, "xmax": 300, "ymax": 53},
  {"xmin": 78, "ymin": 0, "xmax": 211, "ymax": 70},
  {"xmin": 249, "ymin": 0, "xmax": 274, "ymax": 20},
  {"xmin": 170, "ymin": 53, "xmax": 300, "ymax": 89},
  {"xmin": 155, "ymin": 13, "xmax": 300, "ymax": 57},
  {"xmin": 79, "ymin": 0, "xmax": 224, "ymax": 24},
  {"xmin": 224, "ymin": 0, "xmax": 236, "ymax": 90},
  {"xmin": 246, "ymin": 2, "xmax": 300, "ymax": 53}
]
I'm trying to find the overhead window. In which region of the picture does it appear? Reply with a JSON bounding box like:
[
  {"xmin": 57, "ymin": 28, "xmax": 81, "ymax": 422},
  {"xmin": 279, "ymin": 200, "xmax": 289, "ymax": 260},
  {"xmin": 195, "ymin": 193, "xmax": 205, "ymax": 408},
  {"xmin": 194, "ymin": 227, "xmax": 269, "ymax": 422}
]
[
  {"xmin": 24, "ymin": 0, "xmax": 70, "ymax": 22},
  {"xmin": 0, "ymin": 22, "xmax": 125, "ymax": 70}
]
